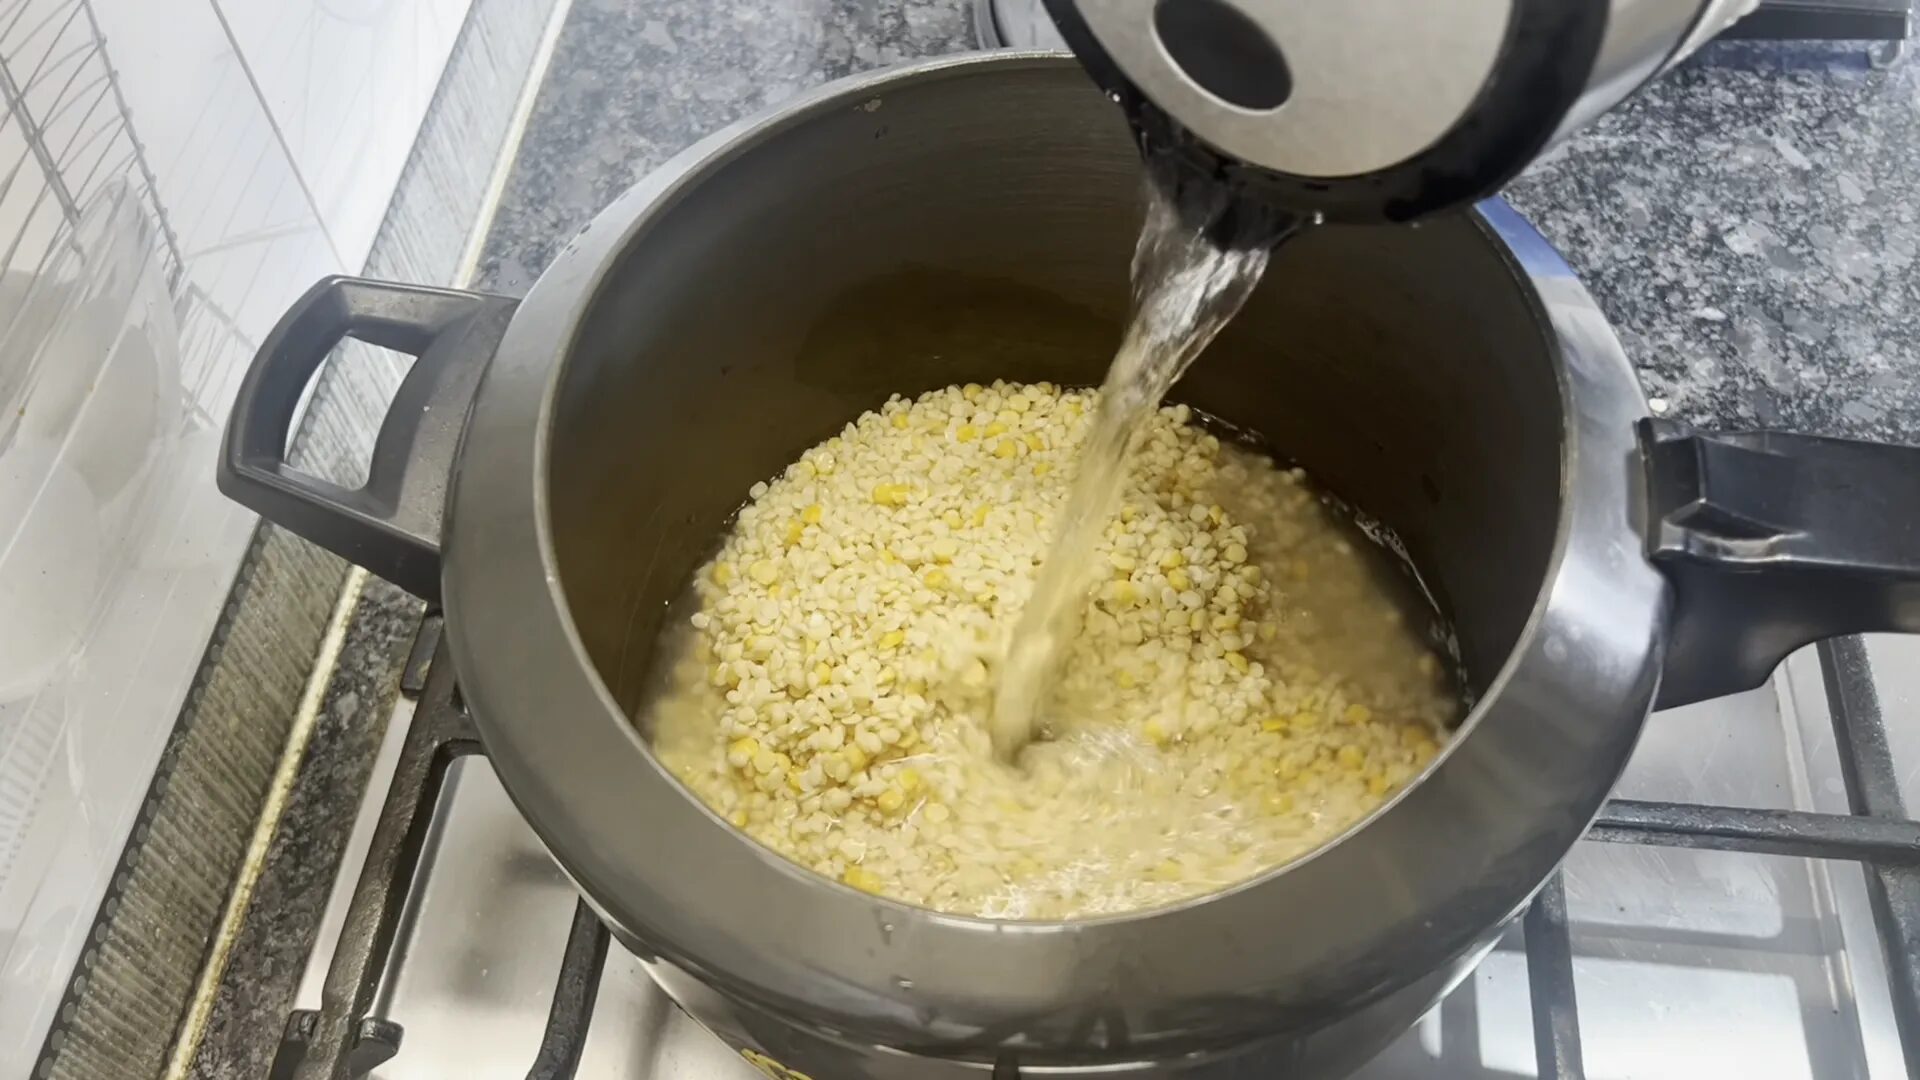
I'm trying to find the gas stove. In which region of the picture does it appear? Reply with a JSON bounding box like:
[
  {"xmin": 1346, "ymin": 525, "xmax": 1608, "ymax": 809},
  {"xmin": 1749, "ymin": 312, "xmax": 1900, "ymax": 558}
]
[{"xmin": 257, "ymin": 614, "xmax": 1920, "ymax": 1080}]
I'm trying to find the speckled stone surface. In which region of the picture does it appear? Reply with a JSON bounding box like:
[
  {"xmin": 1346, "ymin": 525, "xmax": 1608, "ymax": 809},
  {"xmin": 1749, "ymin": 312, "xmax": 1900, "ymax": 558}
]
[
  {"xmin": 480, "ymin": 12, "xmax": 1920, "ymax": 449},
  {"xmin": 1509, "ymin": 40, "xmax": 1920, "ymax": 444},
  {"xmin": 476, "ymin": 0, "xmax": 977, "ymax": 293},
  {"xmin": 187, "ymin": 580, "xmax": 424, "ymax": 1080}
]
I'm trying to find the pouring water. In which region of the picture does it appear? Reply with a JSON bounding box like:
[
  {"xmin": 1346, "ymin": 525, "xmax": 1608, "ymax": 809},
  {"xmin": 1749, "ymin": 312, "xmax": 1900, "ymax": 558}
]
[{"xmin": 990, "ymin": 165, "xmax": 1301, "ymax": 760}]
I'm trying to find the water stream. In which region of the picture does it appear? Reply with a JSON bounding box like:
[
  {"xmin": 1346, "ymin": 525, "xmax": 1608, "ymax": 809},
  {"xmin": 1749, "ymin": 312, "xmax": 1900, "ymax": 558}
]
[{"xmin": 989, "ymin": 169, "xmax": 1300, "ymax": 760}]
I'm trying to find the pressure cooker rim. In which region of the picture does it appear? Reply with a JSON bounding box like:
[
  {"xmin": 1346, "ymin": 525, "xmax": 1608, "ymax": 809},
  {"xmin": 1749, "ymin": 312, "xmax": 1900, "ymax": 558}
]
[{"xmin": 441, "ymin": 53, "xmax": 1669, "ymax": 1056}]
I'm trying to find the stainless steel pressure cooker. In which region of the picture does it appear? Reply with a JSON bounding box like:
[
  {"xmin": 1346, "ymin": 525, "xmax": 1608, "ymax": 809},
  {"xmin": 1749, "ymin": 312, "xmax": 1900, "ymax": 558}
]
[{"xmin": 219, "ymin": 55, "xmax": 1920, "ymax": 1080}]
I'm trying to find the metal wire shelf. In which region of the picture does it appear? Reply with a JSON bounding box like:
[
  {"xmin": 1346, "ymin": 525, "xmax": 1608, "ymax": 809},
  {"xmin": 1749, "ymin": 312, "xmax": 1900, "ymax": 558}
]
[
  {"xmin": 0, "ymin": 8, "xmax": 283, "ymax": 1075},
  {"xmin": 0, "ymin": 0, "xmax": 193, "ymax": 886},
  {"xmin": 0, "ymin": 0, "xmax": 266, "ymax": 444},
  {"xmin": 0, "ymin": 0, "xmax": 179, "ymax": 919},
  {"xmin": 0, "ymin": 0, "xmax": 181, "ymax": 288}
]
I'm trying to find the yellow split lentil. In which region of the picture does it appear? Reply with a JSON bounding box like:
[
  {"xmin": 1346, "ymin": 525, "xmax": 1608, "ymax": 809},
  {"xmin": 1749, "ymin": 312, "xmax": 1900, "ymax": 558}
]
[{"xmin": 647, "ymin": 382, "xmax": 1457, "ymax": 918}]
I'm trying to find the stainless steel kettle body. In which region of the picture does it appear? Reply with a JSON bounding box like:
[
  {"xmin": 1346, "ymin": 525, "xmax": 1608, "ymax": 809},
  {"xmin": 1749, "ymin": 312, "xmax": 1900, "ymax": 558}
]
[
  {"xmin": 1043, "ymin": 0, "xmax": 1760, "ymax": 223},
  {"xmin": 218, "ymin": 53, "xmax": 1920, "ymax": 1080}
]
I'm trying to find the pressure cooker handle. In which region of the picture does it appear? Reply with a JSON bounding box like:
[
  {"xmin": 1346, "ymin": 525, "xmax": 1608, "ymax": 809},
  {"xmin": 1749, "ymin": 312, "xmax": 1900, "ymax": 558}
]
[
  {"xmin": 218, "ymin": 276, "xmax": 518, "ymax": 602},
  {"xmin": 1641, "ymin": 417, "xmax": 1920, "ymax": 709}
]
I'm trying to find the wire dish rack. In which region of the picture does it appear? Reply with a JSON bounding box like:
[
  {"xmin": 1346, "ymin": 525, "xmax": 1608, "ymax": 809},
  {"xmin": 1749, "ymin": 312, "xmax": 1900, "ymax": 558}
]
[
  {"xmin": 0, "ymin": 0, "xmax": 261, "ymax": 412},
  {"xmin": 0, "ymin": 0, "xmax": 179, "ymax": 280},
  {"xmin": 0, "ymin": 0, "xmax": 262, "ymax": 1060},
  {"xmin": 973, "ymin": 0, "xmax": 1915, "ymax": 51},
  {"xmin": 0, "ymin": 0, "xmax": 182, "ymax": 894},
  {"xmin": 0, "ymin": 0, "xmax": 267, "ymax": 439}
]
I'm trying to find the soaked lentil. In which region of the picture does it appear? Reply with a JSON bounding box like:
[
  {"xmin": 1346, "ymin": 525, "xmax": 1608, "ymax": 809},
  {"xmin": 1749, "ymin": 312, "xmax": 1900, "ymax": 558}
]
[{"xmin": 645, "ymin": 381, "xmax": 1457, "ymax": 918}]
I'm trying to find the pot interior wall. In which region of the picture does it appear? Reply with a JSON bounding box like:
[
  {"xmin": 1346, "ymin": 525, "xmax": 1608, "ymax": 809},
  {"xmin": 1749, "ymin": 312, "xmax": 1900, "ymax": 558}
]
[{"xmin": 543, "ymin": 63, "xmax": 1564, "ymax": 722}]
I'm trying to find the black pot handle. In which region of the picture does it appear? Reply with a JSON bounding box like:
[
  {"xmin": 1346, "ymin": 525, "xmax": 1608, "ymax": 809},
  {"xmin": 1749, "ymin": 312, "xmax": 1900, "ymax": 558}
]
[
  {"xmin": 218, "ymin": 276, "xmax": 519, "ymax": 602},
  {"xmin": 1641, "ymin": 417, "xmax": 1920, "ymax": 709}
]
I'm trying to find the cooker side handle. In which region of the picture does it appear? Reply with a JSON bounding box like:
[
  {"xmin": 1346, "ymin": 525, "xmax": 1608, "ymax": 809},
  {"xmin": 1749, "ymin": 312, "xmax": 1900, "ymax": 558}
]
[
  {"xmin": 218, "ymin": 276, "xmax": 519, "ymax": 602},
  {"xmin": 1640, "ymin": 417, "xmax": 1920, "ymax": 710}
]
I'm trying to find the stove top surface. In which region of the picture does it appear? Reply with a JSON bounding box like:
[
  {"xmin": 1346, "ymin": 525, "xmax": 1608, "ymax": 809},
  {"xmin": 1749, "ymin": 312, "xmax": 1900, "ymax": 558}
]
[{"xmin": 272, "ymin": 627, "xmax": 1919, "ymax": 1080}]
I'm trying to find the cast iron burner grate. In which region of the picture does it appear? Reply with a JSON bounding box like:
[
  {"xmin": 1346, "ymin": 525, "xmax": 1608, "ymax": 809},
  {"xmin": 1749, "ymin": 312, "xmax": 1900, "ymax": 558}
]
[{"xmin": 268, "ymin": 623, "xmax": 1920, "ymax": 1080}]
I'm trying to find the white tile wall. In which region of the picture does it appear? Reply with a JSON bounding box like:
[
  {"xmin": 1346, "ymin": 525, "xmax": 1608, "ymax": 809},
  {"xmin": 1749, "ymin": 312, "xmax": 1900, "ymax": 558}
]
[{"xmin": 210, "ymin": 0, "xmax": 472, "ymax": 268}]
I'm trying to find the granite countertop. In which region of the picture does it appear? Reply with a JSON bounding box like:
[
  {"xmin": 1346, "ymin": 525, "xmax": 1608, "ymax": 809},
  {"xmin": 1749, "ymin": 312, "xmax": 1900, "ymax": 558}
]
[
  {"xmin": 478, "ymin": 4, "xmax": 1920, "ymax": 447},
  {"xmin": 1507, "ymin": 41, "xmax": 1920, "ymax": 444}
]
